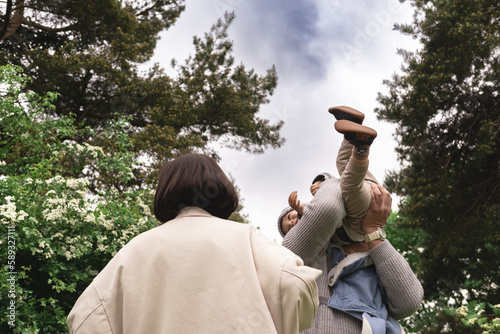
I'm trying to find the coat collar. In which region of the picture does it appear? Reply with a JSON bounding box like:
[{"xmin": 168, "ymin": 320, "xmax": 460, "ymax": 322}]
[{"xmin": 176, "ymin": 206, "xmax": 213, "ymax": 218}]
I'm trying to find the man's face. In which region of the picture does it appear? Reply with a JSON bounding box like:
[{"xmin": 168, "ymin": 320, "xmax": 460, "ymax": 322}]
[{"xmin": 281, "ymin": 210, "xmax": 300, "ymax": 235}]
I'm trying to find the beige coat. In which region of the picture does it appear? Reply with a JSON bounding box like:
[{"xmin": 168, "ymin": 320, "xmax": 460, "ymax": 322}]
[{"xmin": 67, "ymin": 207, "xmax": 321, "ymax": 334}]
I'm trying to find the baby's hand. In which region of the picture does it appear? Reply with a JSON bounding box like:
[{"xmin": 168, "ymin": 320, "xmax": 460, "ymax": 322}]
[
  {"xmin": 310, "ymin": 181, "xmax": 322, "ymax": 196},
  {"xmin": 288, "ymin": 191, "xmax": 304, "ymax": 216}
]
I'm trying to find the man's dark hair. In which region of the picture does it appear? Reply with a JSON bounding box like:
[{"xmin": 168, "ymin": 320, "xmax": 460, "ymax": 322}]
[{"xmin": 154, "ymin": 153, "xmax": 239, "ymax": 223}]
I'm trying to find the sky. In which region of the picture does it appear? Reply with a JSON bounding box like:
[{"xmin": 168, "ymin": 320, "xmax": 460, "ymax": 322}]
[{"xmin": 147, "ymin": 0, "xmax": 421, "ymax": 241}]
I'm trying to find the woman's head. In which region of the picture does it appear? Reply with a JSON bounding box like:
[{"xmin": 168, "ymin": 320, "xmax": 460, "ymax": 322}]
[{"xmin": 154, "ymin": 154, "xmax": 239, "ymax": 223}]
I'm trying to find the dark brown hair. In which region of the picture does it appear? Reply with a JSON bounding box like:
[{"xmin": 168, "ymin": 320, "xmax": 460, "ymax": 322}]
[{"xmin": 154, "ymin": 154, "xmax": 239, "ymax": 223}]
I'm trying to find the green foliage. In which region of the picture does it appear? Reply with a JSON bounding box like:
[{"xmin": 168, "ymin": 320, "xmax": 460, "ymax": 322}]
[
  {"xmin": 0, "ymin": 65, "xmax": 160, "ymax": 332},
  {"xmin": 384, "ymin": 211, "xmax": 426, "ymax": 273},
  {"xmin": 383, "ymin": 212, "xmax": 426, "ymax": 333},
  {"xmin": 447, "ymin": 302, "xmax": 500, "ymax": 334},
  {"xmin": 412, "ymin": 302, "xmax": 484, "ymax": 334},
  {"xmin": 385, "ymin": 210, "xmax": 500, "ymax": 333},
  {"xmin": 376, "ymin": 2, "xmax": 500, "ymax": 330}
]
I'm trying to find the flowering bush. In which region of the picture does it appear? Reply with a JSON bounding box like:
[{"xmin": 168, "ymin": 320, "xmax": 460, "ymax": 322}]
[
  {"xmin": 449, "ymin": 301, "xmax": 500, "ymax": 334},
  {"xmin": 0, "ymin": 65, "xmax": 158, "ymax": 333}
]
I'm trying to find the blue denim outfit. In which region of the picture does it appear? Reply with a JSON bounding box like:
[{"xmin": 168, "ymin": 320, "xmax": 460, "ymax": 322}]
[{"xmin": 327, "ymin": 246, "xmax": 403, "ymax": 334}]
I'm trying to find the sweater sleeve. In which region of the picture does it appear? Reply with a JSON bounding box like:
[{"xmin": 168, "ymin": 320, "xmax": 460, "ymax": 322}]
[
  {"xmin": 369, "ymin": 241, "xmax": 424, "ymax": 319},
  {"xmin": 282, "ymin": 178, "xmax": 346, "ymax": 265}
]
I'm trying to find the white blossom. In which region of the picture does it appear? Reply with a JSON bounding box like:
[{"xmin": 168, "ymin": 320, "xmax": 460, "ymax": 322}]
[
  {"xmin": 43, "ymin": 208, "xmax": 64, "ymax": 221},
  {"xmin": 45, "ymin": 198, "xmax": 66, "ymax": 207},
  {"xmin": 85, "ymin": 266, "xmax": 98, "ymax": 276},
  {"xmin": 64, "ymin": 251, "xmax": 73, "ymax": 261},
  {"xmin": 66, "ymin": 179, "xmax": 80, "ymax": 189},
  {"xmin": 16, "ymin": 210, "xmax": 28, "ymax": 221},
  {"xmin": 137, "ymin": 217, "xmax": 148, "ymax": 226},
  {"xmin": 67, "ymin": 199, "xmax": 81, "ymax": 211},
  {"xmin": 46, "ymin": 175, "xmax": 65, "ymax": 185},
  {"xmin": 97, "ymin": 214, "xmax": 114, "ymax": 230},
  {"xmin": 75, "ymin": 190, "xmax": 87, "ymax": 199},
  {"xmin": 66, "ymin": 143, "xmax": 85, "ymax": 152},
  {"xmin": 84, "ymin": 214, "xmax": 95, "ymax": 223},
  {"xmin": 84, "ymin": 143, "xmax": 104, "ymax": 158},
  {"xmin": 97, "ymin": 236, "xmax": 108, "ymax": 252},
  {"xmin": 137, "ymin": 198, "xmax": 151, "ymax": 216},
  {"xmin": 456, "ymin": 306, "xmax": 468, "ymax": 317},
  {"xmin": 46, "ymin": 190, "xmax": 57, "ymax": 196},
  {"xmin": 0, "ymin": 201, "xmax": 17, "ymax": 222}
]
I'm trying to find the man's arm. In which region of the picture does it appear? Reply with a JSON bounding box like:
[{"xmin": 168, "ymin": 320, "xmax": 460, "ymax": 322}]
[
  {"xmin": 370, "ymin": 241, "xmax": 424, "ymax": 319},
  {"xmin": 361, "ymin": 184, "xmax": 424, "ymax": 319}
]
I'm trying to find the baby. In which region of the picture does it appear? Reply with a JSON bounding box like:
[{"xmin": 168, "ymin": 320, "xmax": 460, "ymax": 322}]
[{"xmin": 278, "ymin": 106, "xmax": 379, "ymax": 245}]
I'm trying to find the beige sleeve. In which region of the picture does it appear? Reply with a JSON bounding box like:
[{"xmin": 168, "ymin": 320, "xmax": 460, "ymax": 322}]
[
  {"xmin": 280, "ymin": 258, "xmax": 322, "ymax": 333},
  {"xmin": 67, "ymin": 284, "xmax": 113, "ymax": 334},
  {"xmin": 251, "ymin": 229, "xmax": 322, "ymax": 334}
]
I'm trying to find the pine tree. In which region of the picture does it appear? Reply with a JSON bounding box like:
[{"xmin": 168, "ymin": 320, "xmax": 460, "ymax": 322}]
[
  {"xmin": 1, "ymin": 2, "xmax": 283, "ymax": 188},
  {"xmin": 377, "ymin": 0, "xmax": 500, "ymax": 331}
]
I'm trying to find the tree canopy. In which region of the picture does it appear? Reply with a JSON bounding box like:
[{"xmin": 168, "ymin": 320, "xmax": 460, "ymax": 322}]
[
  {"xmin": 1, "ymin": 1, "xmax": 283, "ymax": 188},
  {"xmin": 377, "ymin": 0, "xmax": 500, "ymax": 331}
]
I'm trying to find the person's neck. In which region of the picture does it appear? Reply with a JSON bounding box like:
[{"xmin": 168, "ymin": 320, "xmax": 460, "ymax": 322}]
[{"xmin": 342, "ymin": 242, "xmax": 369, "ymax": 255}]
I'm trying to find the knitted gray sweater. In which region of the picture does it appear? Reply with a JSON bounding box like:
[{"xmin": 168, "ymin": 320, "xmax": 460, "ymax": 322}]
[{"xmin": 282, "ymin": 178, "xmax": 423, "ymax": 333}]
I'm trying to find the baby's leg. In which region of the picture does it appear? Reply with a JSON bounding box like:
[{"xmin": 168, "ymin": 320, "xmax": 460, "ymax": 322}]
[
  {"xmin": 336, "ymin": 139, "xmax": 353, "ymax": 177},
  {"xmin": 340, "ymin": 157, "xmax": 379, "ymax": 242}
]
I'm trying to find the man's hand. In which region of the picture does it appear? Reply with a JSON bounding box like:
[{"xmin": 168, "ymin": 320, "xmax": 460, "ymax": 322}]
[
  {"xmin": 288, "ymin": 191, "xmax": 305, "ymax": 216},
  {"xmin": 360, "ymin": 184, "xmax": 392, "ymax": 234}
]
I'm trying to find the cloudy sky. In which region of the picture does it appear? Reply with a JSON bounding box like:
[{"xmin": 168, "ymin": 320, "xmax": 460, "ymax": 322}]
[{"xmin": 148, "ymin": 0, "xmax": 420, "ymax": 241}]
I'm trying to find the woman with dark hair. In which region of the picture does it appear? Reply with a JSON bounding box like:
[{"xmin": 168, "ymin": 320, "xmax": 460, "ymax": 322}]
[
  {"xmin": 68, "ymin": 153, "xmax": 322, "ymax": 334},
  {"xmin": 154, "ymin": 153, "xmax": 239, "ymax": 223}
]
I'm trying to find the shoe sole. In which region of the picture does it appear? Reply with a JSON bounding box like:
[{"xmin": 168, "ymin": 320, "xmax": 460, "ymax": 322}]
[
  {"xmin": 335, "ymin": 120, "xmax": 377, "ymax": 145},
  {"xmin": 328, "ymin": 106, "xmax": 365, "ymax": 124}
]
